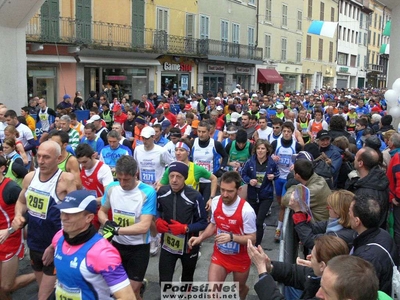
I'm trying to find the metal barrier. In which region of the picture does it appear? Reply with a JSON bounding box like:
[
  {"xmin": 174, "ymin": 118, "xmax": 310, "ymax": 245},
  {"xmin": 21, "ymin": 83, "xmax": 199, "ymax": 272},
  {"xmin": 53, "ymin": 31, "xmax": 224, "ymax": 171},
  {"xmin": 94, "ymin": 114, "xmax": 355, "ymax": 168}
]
[{"xmin": 279, "ymin": 207, "xmax": 298, "ymax": 264}]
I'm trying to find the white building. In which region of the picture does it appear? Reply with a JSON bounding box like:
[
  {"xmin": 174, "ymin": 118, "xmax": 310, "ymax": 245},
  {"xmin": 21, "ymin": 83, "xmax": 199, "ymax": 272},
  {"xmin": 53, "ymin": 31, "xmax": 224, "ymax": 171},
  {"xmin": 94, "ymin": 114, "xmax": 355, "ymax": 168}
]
[{"xmin": 336, "ymin": 0, "xmax": 372, "ymax": 89}]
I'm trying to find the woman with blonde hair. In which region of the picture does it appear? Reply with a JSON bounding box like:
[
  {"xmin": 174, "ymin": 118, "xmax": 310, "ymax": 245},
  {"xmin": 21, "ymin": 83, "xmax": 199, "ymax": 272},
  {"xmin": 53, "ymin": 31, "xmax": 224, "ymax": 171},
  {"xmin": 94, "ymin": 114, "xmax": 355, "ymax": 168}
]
[{"xmin": 289, "ymin": 189, "xmax": 356, "ymax": 249}]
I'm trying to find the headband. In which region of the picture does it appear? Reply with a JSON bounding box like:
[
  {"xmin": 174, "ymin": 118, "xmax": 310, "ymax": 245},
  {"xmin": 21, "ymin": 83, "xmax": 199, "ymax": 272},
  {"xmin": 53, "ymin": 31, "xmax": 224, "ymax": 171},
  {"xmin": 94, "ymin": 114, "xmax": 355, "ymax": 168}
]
[{"xmin": 175, "ymin": 142, "xmax": 190, "ymax": 152}]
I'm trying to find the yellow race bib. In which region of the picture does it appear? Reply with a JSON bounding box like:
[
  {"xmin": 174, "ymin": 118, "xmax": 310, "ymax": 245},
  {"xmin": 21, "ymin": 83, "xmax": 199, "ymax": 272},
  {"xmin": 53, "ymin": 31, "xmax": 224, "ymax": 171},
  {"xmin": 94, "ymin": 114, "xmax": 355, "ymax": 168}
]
[{"xmin": 26, "ymin": 188, "xmax": 51, "ymax": 220}]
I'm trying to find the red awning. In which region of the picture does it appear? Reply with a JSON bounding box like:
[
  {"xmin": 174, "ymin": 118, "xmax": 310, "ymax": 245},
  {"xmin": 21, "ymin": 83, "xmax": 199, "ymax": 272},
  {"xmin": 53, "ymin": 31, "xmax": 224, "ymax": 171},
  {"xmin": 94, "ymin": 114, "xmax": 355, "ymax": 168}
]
[{"xmin": 257, "ymin": 69, "xmax": 284, "ymax": 84}]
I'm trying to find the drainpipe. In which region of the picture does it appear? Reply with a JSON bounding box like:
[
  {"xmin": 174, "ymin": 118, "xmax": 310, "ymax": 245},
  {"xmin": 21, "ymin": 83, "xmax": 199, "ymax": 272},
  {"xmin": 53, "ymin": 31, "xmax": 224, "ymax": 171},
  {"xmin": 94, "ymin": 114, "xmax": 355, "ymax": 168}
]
[{"xmin": 255, "ymin": 0, "xmax": 259, "ymax": 49}]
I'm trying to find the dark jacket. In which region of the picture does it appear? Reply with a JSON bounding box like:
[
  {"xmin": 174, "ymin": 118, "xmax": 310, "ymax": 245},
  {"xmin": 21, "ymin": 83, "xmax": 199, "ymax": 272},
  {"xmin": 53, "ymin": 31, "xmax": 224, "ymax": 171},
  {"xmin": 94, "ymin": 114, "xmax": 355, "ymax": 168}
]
[
  {"xmin": 294, "ymin": 218, "xmax": 356, "ymax": 250},
  {"xmin": 157, "ymin": 185, "xmax": 208, "ymax": 253},
  {"xmin": 346, "ymin": 166, "xmax": 389, "ymax": 229},
  {"xmin": 267, "ymin": 261, "xmax": 321, "ymax": 299},
  {"xmin": 352, "ymin": 227, "xmax": 398, "ymax": 295},
  {"xmin": 329, "ymin": 129, "xmax": 356, "ymax": 144},
  {"xmin": 254, "ymin": 274, "xmax": 285, "ymax": 300},
  {"xmin": 319, "ymin": 144, "xmax": 343, "ymax": 185},
  {"xmin": 241, "ymin": 154, "xmax": 279, "ymax": 201}
]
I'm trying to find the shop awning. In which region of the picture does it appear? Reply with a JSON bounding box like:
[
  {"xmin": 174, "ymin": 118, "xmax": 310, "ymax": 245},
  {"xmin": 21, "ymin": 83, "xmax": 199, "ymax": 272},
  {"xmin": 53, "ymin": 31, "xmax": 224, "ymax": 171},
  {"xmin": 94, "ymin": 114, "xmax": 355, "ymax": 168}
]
[
  {"xmin": 383, "ymin": 21, "xmax": 391, "ymax": 37},
  {"xmin": 257, "ymin": 69, "xmax": 284, "ymax": 84},
  {"xmin": 380, "ymin": 44, "xmax": 390, "ymax": 55}
]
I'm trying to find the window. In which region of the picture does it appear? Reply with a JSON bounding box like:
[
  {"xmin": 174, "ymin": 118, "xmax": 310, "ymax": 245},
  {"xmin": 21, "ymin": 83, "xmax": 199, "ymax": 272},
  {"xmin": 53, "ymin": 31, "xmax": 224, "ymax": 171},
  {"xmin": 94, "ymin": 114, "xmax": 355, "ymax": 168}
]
[
  {"xmin": 308, "ymin": 0, "xmax": 312, "ymax": 18},
  {"xmin": 221, "ymin": 20, "xmax": 228, "ymax": 54},
  {"xmin": 355, "ymin": 32, "xmax": 358, "ymax": 44},
  {"xmin": 364, "ymin": 55, "xmax": 367, "ymax": 67},
  {"xmin": 357, "ymin": 54, "xmax": 360, "ymax": 67},
  {"xmin": 296, "ymin": 41, "xmax": 301, "ymax": 63},
  {"xmin": 347, "ymin": 29, "xmax": 350, "ymax": 42},
  {"xmin": 360, "ymin": 13, "xmax": 363, "ymax": 28},
  {"xmin": 364, "ymin": 33, "xmax": 367, "ymax": 46},
  {"xmin": 338, "ymin": 26, "xmax": 342, "ymax": 40},
  {"xmin": 265, "ymin": 34, "xmax": 271, "ymax": 59},
  {"xmin": 265, "ymin": 0, "xmax": 272, "ymax": 22},
  {"xmin": 200, "ymin": 15, "xmax": 209, "ymax": 39},
  {"xmin": 306, "ymin": 35, "xmax": 311, "ymax": 59},
  {"xmin": 373, "ymin": 32, "xmax": 376, "ymax": 46},
  {"xmin": 378, "ymin": 33, "xmax": 381, "ymax": 47},
  {"xmin": 281, "ymin": 38, "xmax": 287, "ymax": 61},
  {"xmin": 248, "ymin": 27, "xmax": 255, "ymax": 58},
  {"xmin": 331, "ymin": 7, "xmax": 335, "ymax": 22},
  {"xmin": 320, "ymin": 2, "xmax": 325, "ymax": 21},
  {"xmin": 379, "ymin": 15, "xmax": 382, "ymax": 29},
  {"xmin": 329, "ymin": 41, "xmax": 333, "ymax": 62},
  {"xmin": 350, "ymin": 55, "xmax": 356, "ymax": 67},
  {"xmin": 221, "ymin": 20, "xmax": 228, "ymax": 42},
  {"xmin": 344, "ymin": 2, "xmax": 347, "ymax": 16},
  {"xmin": 282, "ymin": 4, "xmax": 288, "ymax": 27},
  {"xmin": 339, "ymin": 0, "xmax": 342, "ymax": 14},
  {"xmin": 343, "ymin": 27, "xmax": 346, "ymax": 41},
  {"xmin": 338, "ymin": 52, "xmax": 348, "ymax": 65},
  {"xmin": 372, "ymin": 51, "xmax": 375, "ymax": 64},
  {"xmin": 374, "ymin": 13, "xmax": 377, "ymax": 28},
  {"xmin": 359, "ymin": 31, "xmax": 362, "ymax": 44},
  {"xmin": 186, "ymin": 14, "xmax": 194, "ymax": 38},
  {"xmin": 318, "ymin": 38, "xmax": 323, "ymax": 60},
  {"xmin": 232, "ymin": 23, "xmax": 240, "ymax": 43},
  {"xmin": 248, "ymin": 0, "xmax": 255, "ymax": 4},
  {"xmin": 297, "ymin": 11, "xmax": 302, "ymax": 31},
  {"xmin": 351, "ymin": 30, "xmax": 354, "ymax": 43},
  {"xmin": 248, "ymin": 27, "xmax": 255, "ymax": 47},
  {"xmin": 157, "ymin": 8, "xmax": 168, "ymax": 32}
]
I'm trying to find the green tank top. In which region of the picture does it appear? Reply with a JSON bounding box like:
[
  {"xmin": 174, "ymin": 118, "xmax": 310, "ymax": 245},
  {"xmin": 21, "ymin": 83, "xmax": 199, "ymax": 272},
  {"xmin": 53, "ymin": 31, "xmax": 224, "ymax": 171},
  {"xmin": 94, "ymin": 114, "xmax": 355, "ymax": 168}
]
[
  {"xmin": 103, "ymin": 110, "xmax": 112, "ymax": 124},
  {"xmin": 58, "ymin": 153, "xmax": 71, "ymax": 172},
  {"xmin": 5, "ymin": 155, "xmax": 23, "ymax": 187},
  {"xmin": 299, "ymin": 119, "xmax": 309, "ymax": 135},
  {"xmin": 228, "ymin": 141, "xmax": 251, "ymax": 170}
]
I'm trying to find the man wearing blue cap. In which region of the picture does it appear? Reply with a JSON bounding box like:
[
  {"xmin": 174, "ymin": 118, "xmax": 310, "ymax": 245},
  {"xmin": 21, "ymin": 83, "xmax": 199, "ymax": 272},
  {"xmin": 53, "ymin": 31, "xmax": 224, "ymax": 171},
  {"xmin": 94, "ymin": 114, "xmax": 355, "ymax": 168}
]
[
  {"xmin": 57, "ymin": 94, "xmax": 73, "ymax": 111},
  {"xmin": 47, "ymin": 190, "xmax": 135, "ymax": 299}
]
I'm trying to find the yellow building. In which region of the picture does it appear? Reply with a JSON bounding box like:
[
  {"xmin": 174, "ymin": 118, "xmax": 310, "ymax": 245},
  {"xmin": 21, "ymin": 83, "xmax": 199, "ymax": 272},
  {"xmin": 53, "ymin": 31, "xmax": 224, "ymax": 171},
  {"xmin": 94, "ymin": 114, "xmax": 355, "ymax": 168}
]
[
  {"xmin": 366, "ymin": 0, "xmax": 391, "ymax": 88},
  {"xmin": 302, "ymin": 0, "xmax": 338, "ymax": 91}
]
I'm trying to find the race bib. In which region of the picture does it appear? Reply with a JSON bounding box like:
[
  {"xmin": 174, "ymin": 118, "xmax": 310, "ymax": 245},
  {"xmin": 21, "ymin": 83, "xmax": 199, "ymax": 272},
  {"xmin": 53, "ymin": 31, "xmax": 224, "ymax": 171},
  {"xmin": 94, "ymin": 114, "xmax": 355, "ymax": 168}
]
[
  {"xmin": 216, "ymin": 229, "xmax": 240, "ymax": 255},
  {"xmin": 40, "ymin": 114, "xmax": 47, "ymax": 121},
  {"xmin": 256, "ymin": 171, "xmax": 265, "ymax": 188},
  {"xmin": 56, "ymin": 282, "xmax": 82, "ymax": 300},
  {"xmin": 125, "ymin": 131, "xmax": 132, "ymax": 139},
  {"xmin": 279, "ymin": 155, "xmax": 291, "ymax": 167},
  {"xmin": 26, "ymin": 188, "xmax": 51, "ymax": 220},
  {"xmin": 113, "ymin": 209, "xmax": 135, "ymax": 227},
  {"xmin": 197, "ymin": 160, "xmax": 211, "ymax": 172},
  {"xmin": 162, "ymin": 233, "xmax": 185, "ymax": 255},
  {"xmin": 141, "ymin": 169, "xmax": 156, "ymax": 185}
]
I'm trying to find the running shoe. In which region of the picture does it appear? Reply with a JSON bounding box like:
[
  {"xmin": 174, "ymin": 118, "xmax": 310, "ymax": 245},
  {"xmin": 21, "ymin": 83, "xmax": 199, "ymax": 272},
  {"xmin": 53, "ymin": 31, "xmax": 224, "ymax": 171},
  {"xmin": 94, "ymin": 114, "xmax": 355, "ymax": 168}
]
[
  {"xmin": 140, "ymin": 278, "xmax": 148, "ymax": 298},
  {"xmin": 150, "ymin": 235, "xmax": 160, "ymax": 256}
]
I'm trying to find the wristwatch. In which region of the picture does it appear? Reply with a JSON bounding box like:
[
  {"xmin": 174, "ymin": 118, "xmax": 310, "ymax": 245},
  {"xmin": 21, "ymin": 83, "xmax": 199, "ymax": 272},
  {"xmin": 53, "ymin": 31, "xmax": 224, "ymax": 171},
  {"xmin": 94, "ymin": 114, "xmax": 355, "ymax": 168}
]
[
  {"xmin": 8, "ymin": 227, "xmax": 15, "ymax": 235},
  {"xmin": 185, "ymin": 226, "xmax": 189, "ymax": 233},
  {"xmin": 229, "ymin": 232, "xmax": 234, "ymax": 242}
]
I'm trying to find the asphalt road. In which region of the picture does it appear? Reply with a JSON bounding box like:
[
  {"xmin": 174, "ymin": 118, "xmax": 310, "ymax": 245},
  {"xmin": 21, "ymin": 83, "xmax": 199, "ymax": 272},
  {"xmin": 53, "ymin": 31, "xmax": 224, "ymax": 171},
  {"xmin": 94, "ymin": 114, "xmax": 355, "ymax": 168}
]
[{"xmin": 13, "ymin": 202, "xmax": 281, "ymax": 300}]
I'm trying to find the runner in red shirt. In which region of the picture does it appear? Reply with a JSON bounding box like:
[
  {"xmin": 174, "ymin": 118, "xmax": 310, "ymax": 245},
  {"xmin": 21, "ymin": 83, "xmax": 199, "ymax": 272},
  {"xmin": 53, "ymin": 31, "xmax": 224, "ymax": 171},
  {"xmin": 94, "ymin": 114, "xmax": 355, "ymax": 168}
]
[
  {"xmin": 189, "ymin": 171, "xmax": 256, "ymax": 300},
  {"xmin": 113, "ymin": 104, "xmax": 128, "ymax": 125}
]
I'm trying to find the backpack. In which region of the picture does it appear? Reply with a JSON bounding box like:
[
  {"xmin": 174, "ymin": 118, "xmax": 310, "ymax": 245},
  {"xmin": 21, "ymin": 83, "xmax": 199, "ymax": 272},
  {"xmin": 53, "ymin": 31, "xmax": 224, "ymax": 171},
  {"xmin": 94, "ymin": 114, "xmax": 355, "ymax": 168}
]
[
  {"xmin": 367, "ymin": 243, "xmax": 400, "ymax": 299},
  {"xmin": 313, "ymin": 158, "xmax": 333, "ymax": 189}
]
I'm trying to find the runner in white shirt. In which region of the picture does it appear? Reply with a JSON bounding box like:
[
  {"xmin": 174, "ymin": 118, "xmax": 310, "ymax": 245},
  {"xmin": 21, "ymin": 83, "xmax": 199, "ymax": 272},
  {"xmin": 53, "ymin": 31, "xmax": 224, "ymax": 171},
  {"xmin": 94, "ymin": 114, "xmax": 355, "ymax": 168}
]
[
  {"xmin": 253, "ymin": 117, "xmax": 272, "ymax": 142},
  {"xmin": 133, "ymin": 127, "xmax": 173, "ymax": 187}
]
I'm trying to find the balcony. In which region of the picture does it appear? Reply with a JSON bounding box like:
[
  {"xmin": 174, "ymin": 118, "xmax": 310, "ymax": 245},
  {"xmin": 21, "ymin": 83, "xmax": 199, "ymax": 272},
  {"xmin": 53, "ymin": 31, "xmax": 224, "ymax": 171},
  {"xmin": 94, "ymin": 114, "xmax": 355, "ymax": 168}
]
[
  {"xmin": 26, "ymin": 15, "xmax": 262, "ymax": 62},
  {"xmin": 367, "ymin": 64, "xmax": 383, "ymax": 73}
]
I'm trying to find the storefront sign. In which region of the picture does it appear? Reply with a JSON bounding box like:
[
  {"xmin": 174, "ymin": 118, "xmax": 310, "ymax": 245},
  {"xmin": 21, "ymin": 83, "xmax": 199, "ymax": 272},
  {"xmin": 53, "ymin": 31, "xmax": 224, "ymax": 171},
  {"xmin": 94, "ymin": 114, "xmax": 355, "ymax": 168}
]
[
  {"xmin": 339, "ymin": 67, "xmax": 349, "ymax": 73},
  {"xmin": 208, "ymin": 65, "xmax": 225, "ymax": 72},
  {"xmin": 163, "ymin": 62, "xmax": 192, "ymax": 72},
  {"xmin": 105, "ymin": 75, "xmax": 127, "ymax": 81},
  {"xmin": 236, "ymin": 67, "xmax": 251, "ymax": 74}
]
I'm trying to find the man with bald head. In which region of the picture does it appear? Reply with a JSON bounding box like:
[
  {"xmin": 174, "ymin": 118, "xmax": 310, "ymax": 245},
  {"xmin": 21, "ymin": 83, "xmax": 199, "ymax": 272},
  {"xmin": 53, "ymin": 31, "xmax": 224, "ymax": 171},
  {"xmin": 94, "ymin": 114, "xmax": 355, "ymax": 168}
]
[
  {"xmin": 12, "ymin": 141, "xmax": 76, "ymax": 300},
  {"xmin": 346, "ymin": 146, "xmax": 389, "ymax": 229}
]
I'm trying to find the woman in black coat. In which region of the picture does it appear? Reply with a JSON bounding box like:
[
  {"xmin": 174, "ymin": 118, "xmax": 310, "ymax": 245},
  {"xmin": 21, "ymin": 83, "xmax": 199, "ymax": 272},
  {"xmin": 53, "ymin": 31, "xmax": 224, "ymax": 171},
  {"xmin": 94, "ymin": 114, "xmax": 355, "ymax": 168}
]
[{"xmin": 248, "ymin": 235, "xmax": 349, "ymax": 300}]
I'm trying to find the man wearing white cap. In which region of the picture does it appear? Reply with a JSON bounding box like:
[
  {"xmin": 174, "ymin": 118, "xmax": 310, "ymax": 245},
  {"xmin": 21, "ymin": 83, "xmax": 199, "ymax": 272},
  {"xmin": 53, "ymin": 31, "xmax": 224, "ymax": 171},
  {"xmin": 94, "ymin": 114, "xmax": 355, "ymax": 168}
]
[
  {"xmin": 87, "ymin": 114, "xmax": 109, "ymax": 145},
  {"xmin": 134, "ymin": 126, "xmax": 173, "ymax": 256},
  {"xmin": 49, "ymin": 190, "xmax": 135, "ymax": 299}
]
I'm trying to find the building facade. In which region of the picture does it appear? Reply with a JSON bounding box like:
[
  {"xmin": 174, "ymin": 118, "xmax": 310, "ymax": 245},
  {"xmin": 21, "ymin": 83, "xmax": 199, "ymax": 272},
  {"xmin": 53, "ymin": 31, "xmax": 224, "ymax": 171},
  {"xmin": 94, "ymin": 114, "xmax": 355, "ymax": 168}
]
[
  {"xmin": 302, "ymin": 0, "xmax": 338, "ymax": 91},
  {"xmin": 255, "ymin": 0, "xmax": 303, "ymax": 94},
  {"xmin": 366, "ymin": 0, "xmax": 391, "ymax": 88},
  {"xmin": 336, "ymin": 0, "xmax": 372, "ymax": 89}
]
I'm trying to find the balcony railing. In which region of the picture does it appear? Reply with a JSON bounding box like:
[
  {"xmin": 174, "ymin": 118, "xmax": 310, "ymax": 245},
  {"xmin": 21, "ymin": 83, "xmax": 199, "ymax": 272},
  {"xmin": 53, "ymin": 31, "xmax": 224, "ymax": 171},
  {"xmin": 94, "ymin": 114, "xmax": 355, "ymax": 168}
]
[
  {"xmin": 26, "ymin": 15, "xmax": 262, "ymax": 61},
  {"xmin": 367, "ymin": 64, "xmax": 383, "ymax": 73}
]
